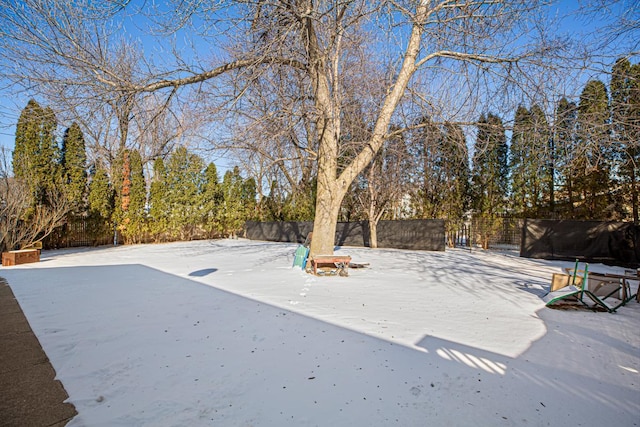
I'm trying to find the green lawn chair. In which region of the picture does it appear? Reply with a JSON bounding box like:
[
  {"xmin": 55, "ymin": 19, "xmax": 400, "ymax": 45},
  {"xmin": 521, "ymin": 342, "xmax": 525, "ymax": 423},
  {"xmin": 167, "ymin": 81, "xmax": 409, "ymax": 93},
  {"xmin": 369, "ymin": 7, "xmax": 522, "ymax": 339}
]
[
  {"xmin": 292, "ymin": 245, "xmax": 309, "ymax": 270},
  {"xmin": 543, "ymin": 261, "xmax": 617, "ymax": 313}
]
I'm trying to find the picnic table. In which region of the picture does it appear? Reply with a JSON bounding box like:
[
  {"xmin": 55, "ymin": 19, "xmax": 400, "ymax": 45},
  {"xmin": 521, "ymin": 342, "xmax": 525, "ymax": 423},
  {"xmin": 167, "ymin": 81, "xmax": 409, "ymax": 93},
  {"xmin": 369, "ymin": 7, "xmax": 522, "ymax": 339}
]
[
  {"xmin": 598, "ymin": 271, "xmax": 639, "ymax": 304},
  {"xmin": 565, "ymin": 267, "xmax": 639, "ymax": 306},
  {"xmin": 310, "ymin": 255, "xmax": 352, "ymax": 276}
]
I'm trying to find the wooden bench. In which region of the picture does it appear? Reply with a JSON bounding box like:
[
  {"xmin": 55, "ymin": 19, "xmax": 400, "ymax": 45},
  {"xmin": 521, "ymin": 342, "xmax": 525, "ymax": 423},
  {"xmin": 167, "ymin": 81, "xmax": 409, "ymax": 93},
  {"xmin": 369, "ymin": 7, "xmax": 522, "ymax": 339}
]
[
  {"xmin": 2, "ymin": 249, "xmax": 40, "ymax": 266},
  {"xmin": 310, "ymin": 255, "xmax": 352, "ymax": 276}
]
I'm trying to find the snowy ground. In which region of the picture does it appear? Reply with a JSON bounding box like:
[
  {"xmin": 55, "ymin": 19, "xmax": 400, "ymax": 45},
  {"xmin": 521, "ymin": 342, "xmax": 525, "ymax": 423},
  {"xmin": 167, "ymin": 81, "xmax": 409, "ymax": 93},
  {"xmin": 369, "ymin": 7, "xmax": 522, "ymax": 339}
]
[{"xmin": 2, "ymin": 239, "xmax": 639, "ymax": 426}]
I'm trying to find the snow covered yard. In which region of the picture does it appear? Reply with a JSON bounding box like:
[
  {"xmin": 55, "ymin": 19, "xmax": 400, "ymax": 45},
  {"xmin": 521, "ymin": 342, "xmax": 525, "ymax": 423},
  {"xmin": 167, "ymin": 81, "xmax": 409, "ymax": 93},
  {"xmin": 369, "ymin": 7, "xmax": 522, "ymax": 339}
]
[{"xmin": 2, "ymin": 239, "xmax": 638, "ymax": 426}]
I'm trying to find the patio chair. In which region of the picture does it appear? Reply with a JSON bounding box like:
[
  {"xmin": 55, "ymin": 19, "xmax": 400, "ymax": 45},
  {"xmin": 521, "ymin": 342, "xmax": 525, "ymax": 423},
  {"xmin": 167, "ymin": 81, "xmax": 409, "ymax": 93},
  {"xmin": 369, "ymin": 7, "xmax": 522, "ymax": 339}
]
[
  {"xmin": 292, "ymin": 245, "xmax": 309, "ymax": 270},
  {"xmin": 543, "ymin": 261, "xmax": 617, "ymax": 313}
]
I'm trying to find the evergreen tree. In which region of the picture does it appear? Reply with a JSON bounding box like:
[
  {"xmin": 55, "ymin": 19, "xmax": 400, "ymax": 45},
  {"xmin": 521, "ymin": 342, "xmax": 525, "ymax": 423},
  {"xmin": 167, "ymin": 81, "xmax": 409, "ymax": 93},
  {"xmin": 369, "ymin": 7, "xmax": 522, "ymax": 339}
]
[
  {"xmin": 221, "ymin": 166, "xmax": 247, "ymax": 237},
  {"xmin": 261, "ymin": 177, "xmax": 317, "ymax": 222},
  {"xmin": 575, "ymin": 79, "xmax": 614, "ymax": 218},
  {"xmin": 472, "ymin": 113, "xmax": 509, "ymax": 215},
  {"xmin": 611, "ymin": 58, "xmax": 640, "ymax": 223},
  {"xmin": 13, "ymin": 99, "xmax": 61, "ymax": 206},
  {"xmin": 509, "ymin": 104, "xmax": 551, "ymax": 217},
  {"xmin": 412, "ymin": 120, "xmax": 469, "ymax": 239},
  {"xmin": 202, "ymin": 162, "xmax": 223, "ymax": 237},
  {"xmin": 242, "ymin": 177, "xmax": 258, "ymax": 221},
  {"xmin": 13, "ymin": 100, "xmax": 41, "ymax": 181},
  {"xmin": 88, "ymin": 165, "xmax": 114, "ymax": 220},
  {"xmin": 164, "ymin": 146, "xmax": 205, "ymax": 240},
  {"xmin": 629, "ymin": 63, "xmax": 640, "ymax": 223},
  {"xmin": 281, "ymin": 180, "xmax": 317, "ymax": 221},
  {"xmin": 471, "ymin": 113, "xmax": 509, "ymax": 248},
  {"xmin": 112, "ymin": 148, "xmax": 129, "ymax": 234},
  {"xmin": 413, "ymin": 118, "xmax": 446, "ymax": 219},
  {"xmin": 531, "ymin": 104, "xmax": 553, "ymax": 214},
  {"xmin": 440, "ymin": 122, "xmax": 470, "ymax": 230},
  {"xmin": 148, "ymin": 157, "xmax": 169, "ymax": 240},
  {"xmin": 260, "ymin": 180, "xmax": 284, "ymax": 222},
  {"xmin": 87, "ymin": 164, "xmax": 114, "ymax": 243},
  {"xmin": 122, "ymin": 149, "xmax": 147, "ymax": 243},
  {"xmin": 509, "ymin": 105, "xmax": 532, "ymax": 215},
  {"xmin": 553, "ymin": 97, "xmax": 579, "ymax": 217},
  {"xmin": 60, "ymin": 122, "xmax": 87, "ymax": 216}
]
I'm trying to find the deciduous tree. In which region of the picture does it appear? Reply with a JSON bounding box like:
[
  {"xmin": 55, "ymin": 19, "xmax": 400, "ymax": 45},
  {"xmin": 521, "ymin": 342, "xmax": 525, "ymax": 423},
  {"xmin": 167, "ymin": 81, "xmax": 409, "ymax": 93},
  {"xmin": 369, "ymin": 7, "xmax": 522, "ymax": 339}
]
[
  {"xmin": 0, "ymin": 148, "xmax": 68, "ymax": 252},
  {"xmin": 355, "ymin": 130, "xmax": 411, "ymax": 248}
]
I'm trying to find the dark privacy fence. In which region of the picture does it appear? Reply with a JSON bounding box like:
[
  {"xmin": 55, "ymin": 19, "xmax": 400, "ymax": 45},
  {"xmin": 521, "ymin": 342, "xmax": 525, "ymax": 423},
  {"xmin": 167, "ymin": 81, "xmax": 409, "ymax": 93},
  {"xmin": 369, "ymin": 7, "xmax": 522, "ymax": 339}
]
[
  {"xmin": 244, "ymin": 219, "xmax": 446, "ymax": 251},
  {"xmin": 520, "ymin": 219, "xmax": 640, "ymax": 267}
]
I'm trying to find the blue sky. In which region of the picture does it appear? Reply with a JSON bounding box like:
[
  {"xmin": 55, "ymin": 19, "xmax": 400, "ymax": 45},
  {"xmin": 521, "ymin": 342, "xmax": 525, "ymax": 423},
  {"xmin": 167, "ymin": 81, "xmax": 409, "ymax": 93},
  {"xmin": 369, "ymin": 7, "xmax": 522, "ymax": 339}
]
[{"xmin": 0, "ymin": 1, "xmax": 636, "ymax": 158}]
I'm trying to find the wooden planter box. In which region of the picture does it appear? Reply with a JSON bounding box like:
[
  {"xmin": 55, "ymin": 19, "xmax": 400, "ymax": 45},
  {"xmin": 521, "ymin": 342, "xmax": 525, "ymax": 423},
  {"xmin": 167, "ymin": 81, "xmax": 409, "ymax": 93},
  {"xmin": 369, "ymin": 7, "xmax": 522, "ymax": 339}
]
[{"xmin": 2, "ymin": 249, "xmax": 40, "ymax": 266}]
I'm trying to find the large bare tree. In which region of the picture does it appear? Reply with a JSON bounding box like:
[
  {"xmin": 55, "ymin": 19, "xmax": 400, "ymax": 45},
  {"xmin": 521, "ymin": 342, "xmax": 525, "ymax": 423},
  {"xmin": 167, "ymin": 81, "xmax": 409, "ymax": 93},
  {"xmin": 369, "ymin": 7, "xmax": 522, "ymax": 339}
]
[
  {"xmin": 152, "ymin": 1, "xmax": 560, "ymax": 256},
  {"xmin": 0, "ymin": 1, "xmax": 189, "ymax": 172}
]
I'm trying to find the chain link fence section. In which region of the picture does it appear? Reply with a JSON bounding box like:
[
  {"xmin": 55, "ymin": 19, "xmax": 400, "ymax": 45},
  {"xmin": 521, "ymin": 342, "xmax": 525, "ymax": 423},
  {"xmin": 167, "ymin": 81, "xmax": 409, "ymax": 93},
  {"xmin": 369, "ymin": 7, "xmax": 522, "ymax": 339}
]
[{"xmin": 447, "ymin": 216, "xmax": 524, "ymax": 250}]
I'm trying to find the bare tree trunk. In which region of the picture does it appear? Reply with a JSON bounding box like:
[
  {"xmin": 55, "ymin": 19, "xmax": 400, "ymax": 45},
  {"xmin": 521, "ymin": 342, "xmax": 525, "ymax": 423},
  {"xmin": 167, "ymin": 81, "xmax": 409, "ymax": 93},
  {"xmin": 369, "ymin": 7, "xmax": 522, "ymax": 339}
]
[
  {"xmin": 310, "ymin": 176, "xmax": 345, "ymax": 255},
  {"xmin": 369, "ymin": 220, "xmax": 379, "ymax": 249},
  {"xmin": 368, "ymin": 196, "xmax": 388, "ymax": 249},
  {"xmin": 309, "ymin": 101, "xmax": 344, "ymax": 255},
  {"xmin": 369, "ymin": 198, "xmax": 379, "ymax": 249}
]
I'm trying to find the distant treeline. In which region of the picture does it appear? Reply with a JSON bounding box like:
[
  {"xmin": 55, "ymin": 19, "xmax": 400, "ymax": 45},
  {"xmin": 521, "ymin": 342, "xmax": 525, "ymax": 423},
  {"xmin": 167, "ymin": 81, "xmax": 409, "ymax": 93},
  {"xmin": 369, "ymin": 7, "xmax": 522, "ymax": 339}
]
[{"xmin": 3, "ymin": 57, "xmax": 638, "ymax": 251}]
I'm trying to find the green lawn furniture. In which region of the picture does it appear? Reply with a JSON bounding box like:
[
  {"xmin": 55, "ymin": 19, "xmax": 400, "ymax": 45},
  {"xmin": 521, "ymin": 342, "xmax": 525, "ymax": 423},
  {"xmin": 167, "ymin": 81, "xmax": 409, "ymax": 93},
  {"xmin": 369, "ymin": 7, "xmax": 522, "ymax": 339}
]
[
  {"xmin": 292, "ymin": 245, "xmax": 309, "ymax": 270},
  {"xmin": 542, "ymin": 261, "xmax": 624, "ymax": 313}
]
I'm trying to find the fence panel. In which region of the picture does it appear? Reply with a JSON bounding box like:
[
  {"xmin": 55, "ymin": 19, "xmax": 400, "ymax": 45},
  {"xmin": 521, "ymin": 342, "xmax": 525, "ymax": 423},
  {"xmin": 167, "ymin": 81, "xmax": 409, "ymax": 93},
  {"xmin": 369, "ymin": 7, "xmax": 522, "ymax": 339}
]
[
  {"xmin": 245, "ymin": 220, "xmax": 445, "ymax": 251},
  {"xmin": 44, "ymin": 221, "xmax": 115, "ymax": 249},
  {"xmin": 42, "ymin": 217, "xmax": 526, "ymax": 252},
  {"xmin": 447, "ymin": 217, "xmax": 523, "ymax": 250}
]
